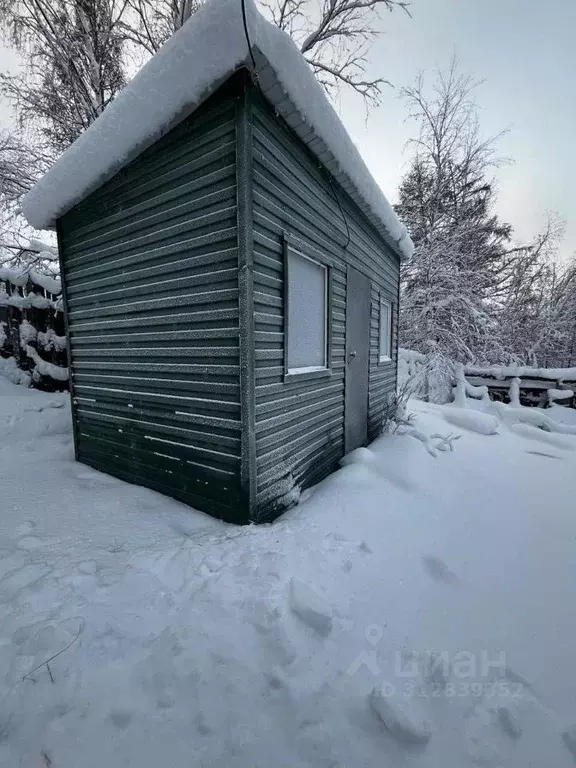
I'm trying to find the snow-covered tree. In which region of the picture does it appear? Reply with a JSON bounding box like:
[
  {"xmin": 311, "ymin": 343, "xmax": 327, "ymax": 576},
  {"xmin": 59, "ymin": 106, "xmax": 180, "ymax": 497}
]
[
  {"xmin": 0, "ymin": 0, "xmax": 129, "ymax": 264},
  {"xmin": 496, "ymin": 216, "xmax": 567, "ymax": 366},
  {"xmin": 0, "ymin": 0, "xmax": 128, "ymax": 156},
  {"xmin": 396, "ymin": 60, "xmax": 514, "ymax": 363}
]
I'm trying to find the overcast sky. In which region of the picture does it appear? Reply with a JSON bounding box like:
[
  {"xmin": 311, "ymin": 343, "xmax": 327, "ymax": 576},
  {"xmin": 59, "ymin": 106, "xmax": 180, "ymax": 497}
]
[
  {"xmin": 0, "ymin": 0, "xmax": 574, "ymax": 258},
  {"xmin": 339, "ymin": 0, "xmax": 576, "ymax": 259}
]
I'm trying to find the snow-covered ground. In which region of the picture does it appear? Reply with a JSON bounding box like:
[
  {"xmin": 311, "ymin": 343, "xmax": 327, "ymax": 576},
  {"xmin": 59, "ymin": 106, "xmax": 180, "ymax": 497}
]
[{"xmin": 1, "ymin": 375, "xmax": 576, "ymax": 767}]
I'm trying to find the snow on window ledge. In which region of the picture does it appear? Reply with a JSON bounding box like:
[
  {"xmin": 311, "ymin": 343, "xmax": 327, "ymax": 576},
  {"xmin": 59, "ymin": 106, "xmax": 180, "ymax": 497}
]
[
  {"xmin": 379, "ymin": 355, "xmax": 392, "ymax": 364},
  {"xmin": 287, "ymin": 365, "xmax": 329, "ymax": 376}
]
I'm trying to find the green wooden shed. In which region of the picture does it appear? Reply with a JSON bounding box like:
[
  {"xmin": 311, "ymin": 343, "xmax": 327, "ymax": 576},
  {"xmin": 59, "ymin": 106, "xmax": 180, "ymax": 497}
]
[{"xmin": 22, "ymin": 0, "xmax": 413, "ymax": 524}]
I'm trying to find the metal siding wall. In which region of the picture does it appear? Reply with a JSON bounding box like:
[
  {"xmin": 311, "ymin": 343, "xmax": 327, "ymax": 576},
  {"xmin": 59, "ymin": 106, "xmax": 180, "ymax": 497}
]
[
  {"xmin": 59, "ymin": 93, "xmax": 246, "ymax": 522},
  {"xmin": 251, "ymin": 93, "xmax": 400, "ymax": 518}
]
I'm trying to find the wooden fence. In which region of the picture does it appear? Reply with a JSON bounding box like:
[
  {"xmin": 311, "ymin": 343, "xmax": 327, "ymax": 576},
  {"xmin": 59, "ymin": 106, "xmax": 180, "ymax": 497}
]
[
  {"xmin": 0, "ymin": 267, "xmax": 68, "ymax": 391},
  {"xmin": 399, "ymin": 349, "xmax": 576, "ymax": 409},
  {"xmin": 464, "ymin": 364, "xmax": 576, "ymax": 408}
]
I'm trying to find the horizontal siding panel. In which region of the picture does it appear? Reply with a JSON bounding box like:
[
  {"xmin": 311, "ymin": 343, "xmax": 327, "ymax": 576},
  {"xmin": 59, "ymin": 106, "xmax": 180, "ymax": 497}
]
[
  {"xmin": 63, "ymin": 178, "xmax": 237, "ymax": 260},
  {"xmin": 74, "ymin": 384, "xmax": 240, "ymax": 411},
  {"xmin": 255, "ymin": 394, "xmax": 342, "ymax": 435},
  {"xmin": 76, "ymin": 418, "xmax": 239, "ymax": 474},
  {"xmin": 250, "ymin": 89, "xmax": 400, "ymax": 516},
  {"xmin": 67, "ymin": 288, "xmax": 238, "ymax": 321},
  {"xmin": 66, "ymin": 246, "xmax": 237, "ymax": 295},
  {"xmin": 253, "ymin": 108, "xmax": 399, "ymax": 291},
  {"xmin": 76, "ymin": 410, "xmax": 240, "ymax": 451},
  {"xmin": 59, "ymin": 87, "xmax": 244, "ymax": 522},
  {"xmin": 64, "ymin": 203, "xmax": 237, "ymax": 269},
  {"xmin": 256, "ymin": 410, "xmax": 343, "ymax": 469},
  {"xmin": 255, "ymin": 380, "xmax": 342, "ymax": 416},
  {"xmin": 71, "ymin": 346, "xmax": 239, "ymax": 359},
  {"xmin": 73, "ymin": 360, "xmax": 239, "ymax": 376},
  {"xmin": 257, "ymin": 432, "xmax": 343, "ymax": 491},
  {"xmin": 69, "ymin": 308, "xmax": 238, "ymax": 333},
  {"xmin": 64, "ymin": 228, "xmax": 237, "ymax": 282},
  {"xmin": 70, "ymin": 327, "xmax": 239, "ymax": 345},
  {"xmin": 73, "ymin": 372, "xmax": 239, "ymax": 398},
  {"xmin": 77, "ymin": 454, "xmax": 241, "ymax": 521},
  {"xmin": 75, "ymin": 399, "xmax": 240, "ymax": 433},
  {"xmin": 63, "ymin": 114, "xmax": 238, "ymax": 226},
  {"xmin": 77, "ymin": 434, "xmax": 238, "ymax": 490},
  {"xmin": 68, "ymin": 267, "xmax": 238, "ymax": 307}
]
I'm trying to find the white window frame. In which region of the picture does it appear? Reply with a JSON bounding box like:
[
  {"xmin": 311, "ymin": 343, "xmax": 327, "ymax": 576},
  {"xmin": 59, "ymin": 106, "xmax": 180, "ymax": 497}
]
[
  {"xmin": 284, "ymin": 245, "xmax": 330, "ymax": 377},
  {"xmin": 379, "ymin": 298, "xmax": 393, "ymax": 363}
]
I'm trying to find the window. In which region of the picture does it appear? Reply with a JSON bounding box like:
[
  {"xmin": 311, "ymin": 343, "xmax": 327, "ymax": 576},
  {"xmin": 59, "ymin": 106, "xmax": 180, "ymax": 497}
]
[
  {"xmin": 379, "ymin": 299, "xmax": 392, "ymax": 362},
  {"xmin": 286, "ymin": 248, "xmax": 328, "ymax": 374}
]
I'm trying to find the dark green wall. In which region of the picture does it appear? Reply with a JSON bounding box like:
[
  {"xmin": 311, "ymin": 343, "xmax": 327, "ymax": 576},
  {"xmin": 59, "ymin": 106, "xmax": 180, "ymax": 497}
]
[
  {"xmin": 248, "ymin": 87, "xmax": 400, "ymax": 521},
  {"xmin": 59, "ymin": 84, "xmax": 248, "ymax": 522},
  {"xmin": 57, "ymin": 72, "xmax": 400, "ymax": 525}
]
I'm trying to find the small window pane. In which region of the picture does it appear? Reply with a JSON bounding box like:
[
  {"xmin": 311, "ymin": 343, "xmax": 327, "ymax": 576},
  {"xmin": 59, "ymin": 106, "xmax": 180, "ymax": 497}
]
[
  {"xmin": 287, "ymin": 250, "xmax": 327, "ymax": 371},
  {"xmin": 380, "ymin": 300, "xmax": 392, "ymax": 359}
]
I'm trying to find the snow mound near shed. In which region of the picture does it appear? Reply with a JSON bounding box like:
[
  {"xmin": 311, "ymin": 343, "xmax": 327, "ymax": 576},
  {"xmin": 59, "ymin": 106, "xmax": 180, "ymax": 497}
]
[
  {"xmin": 289, "ymin": 577, "xmax": 333, "ymax": 636},
  {"xmin": 370, "ymin": 683, "xmax": 433, "ymax": 745},
  {"xmin": 443, "ymin": 408, "xmax": 499, "ymax": 435}
]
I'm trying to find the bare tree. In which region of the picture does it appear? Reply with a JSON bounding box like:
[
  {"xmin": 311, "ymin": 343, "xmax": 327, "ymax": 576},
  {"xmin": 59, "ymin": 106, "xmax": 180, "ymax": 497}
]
[
  {"xmin": 0, "ymin": 0, "xmax": 129, "ymax": 156},
  {"xmin": 0, "ymin": 131, "xmax": 54, "ymax": 265},
  {"xmin": 123, "ymin": 0, "xmax": 410, "ymax": 105},
  {"xmin": 0, "ymin": 132, "xmax": 50, "ymax": 203},
  {"xmin": 498, "ymin": 216, "xmax": 571, "ymax": 367},
  {"xmin": 263, "ymin": 0, "xmax": 410, "ymax": 104},
  {"xmin": 0, "ymin": 0, "xmax": 130, "ymax": 254},
  {"xmin": 121, "ymin": 0, "xmax": 202, "ymax": 56}
]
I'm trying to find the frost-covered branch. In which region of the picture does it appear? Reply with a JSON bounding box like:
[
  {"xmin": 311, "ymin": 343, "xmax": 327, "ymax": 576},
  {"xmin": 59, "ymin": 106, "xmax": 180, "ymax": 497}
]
[
  {"xmin": 270, "ymin": 0, "xmax": 410, "ymax": 104},
  {"xmin": 395, "ymin": 59, "xmax": 572, "ymax": 368},
  {"xmin": 0, "ymin": 0, "xmax": 128, "ymax": 155},
  {"xmin": 123, "ymin": 0, "xmax": 410, "ymax": 106}
]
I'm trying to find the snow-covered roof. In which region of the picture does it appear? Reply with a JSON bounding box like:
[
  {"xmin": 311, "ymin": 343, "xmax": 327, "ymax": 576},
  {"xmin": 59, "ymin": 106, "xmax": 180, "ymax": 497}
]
[{"xmin": 22, "ymin": 0, "xmax": 413, "ymax": 261}]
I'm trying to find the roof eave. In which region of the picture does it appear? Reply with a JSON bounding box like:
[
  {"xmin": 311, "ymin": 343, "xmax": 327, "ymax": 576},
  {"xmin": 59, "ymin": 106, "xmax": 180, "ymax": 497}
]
[
  {"xmin": 251, "ymin": 48, "xmax": 408, "ymax": 262},
  {"xmin": 45, "ymin": 53, "xmax": 408, "ymax": 262},
  {"xmin": 42, "ymin": 62, "xmax": 253, "ymax": 229}
]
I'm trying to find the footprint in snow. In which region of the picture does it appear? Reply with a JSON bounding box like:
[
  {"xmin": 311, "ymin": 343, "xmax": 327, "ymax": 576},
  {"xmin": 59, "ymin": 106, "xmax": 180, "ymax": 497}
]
[
  {"xmin": 77, "ymin": 560, "xmax": 99, "ymax": 575},
  {"xmin": 25, "ymin": 400, "xmax": 64, "ymax": 412},
  {"xmin": 524, "ymin": 450, "xmax": 563, "ymax": 461},
  {"xmin": 0, "ymin": 564, "xmax": 52, "ymax": 604},
  {"xmin": 0, "ymin": 551, "xmax": 28, "ymax": 580},
  {"xmin": 108, "ymin": 710, "xmax": 133, "ymax": 729},
  {"xmin": 62, "ymin": 465, "xmax": 116, "ymax": 490},
  {"xmin": 289, "ymin": 578, "xmax": 333, "ymax": 637},
  {"xmin": 421, "ymin": 555, "xmax": 458, "ymax": 584},
  {"xmin": 14, "ymin": 520, "xmax": 36, "ymax": 537},
  {"xmin": 17, "ymin": 536, "xmax": 49, "ymax": 551}
]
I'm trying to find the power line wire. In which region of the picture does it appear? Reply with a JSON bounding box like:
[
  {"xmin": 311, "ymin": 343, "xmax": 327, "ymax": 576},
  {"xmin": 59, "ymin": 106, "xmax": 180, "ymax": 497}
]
[
  {"xmin": 325, "ymin": 172, "xmax": 351, "ymax": 251},
  {"xmin": 240, "ymin": 0, "xmax": 257, "ymax": 71}
]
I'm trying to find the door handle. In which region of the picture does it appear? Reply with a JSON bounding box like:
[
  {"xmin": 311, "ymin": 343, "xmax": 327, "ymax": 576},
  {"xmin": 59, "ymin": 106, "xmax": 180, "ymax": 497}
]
[{"xmin": 348, "ymin": 350, "xmax": 357, "ymax": 361}]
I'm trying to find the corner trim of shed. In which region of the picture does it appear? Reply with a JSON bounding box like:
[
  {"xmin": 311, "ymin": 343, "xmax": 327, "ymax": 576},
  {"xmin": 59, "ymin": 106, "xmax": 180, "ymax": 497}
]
[{"xmin": 236, "ymin": 77, "xmax": 258, "ymax": 516}]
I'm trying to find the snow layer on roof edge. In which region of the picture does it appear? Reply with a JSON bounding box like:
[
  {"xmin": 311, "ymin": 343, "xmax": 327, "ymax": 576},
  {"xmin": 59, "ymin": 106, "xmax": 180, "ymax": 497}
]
[
  {"xmin": 246, "ymin": 1, "xmax": 413, "ymax": 260},
  {"xmin": 22, "ymin": 0, "xmax": 413, "ymax": 261}
]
